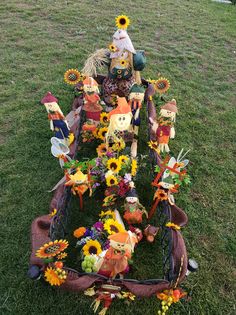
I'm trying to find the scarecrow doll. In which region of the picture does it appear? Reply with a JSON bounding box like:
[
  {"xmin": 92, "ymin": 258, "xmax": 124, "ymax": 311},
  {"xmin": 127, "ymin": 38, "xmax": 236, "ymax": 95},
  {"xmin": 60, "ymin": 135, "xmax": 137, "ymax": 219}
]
[
  {"xmin": 41, "ymin": 92, "xmax": 71, "ymax": 144},
  {"xmin": 150, "ymin": 99, "xmax": 178, "ymax": 153},
  {"xmin": 123, "ymin": 187, "xmax": 148, "ymax": 224},
  {"xmin": 83, "ymin": 76, "xmax": 103, "ymax": 122}
]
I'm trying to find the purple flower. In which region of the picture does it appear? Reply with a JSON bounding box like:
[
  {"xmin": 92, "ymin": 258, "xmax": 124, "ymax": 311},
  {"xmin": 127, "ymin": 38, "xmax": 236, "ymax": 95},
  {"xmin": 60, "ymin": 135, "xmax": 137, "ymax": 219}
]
[
  {"xmin": 103, "ymin": 240, "xmax": 110, "ymax": 250},
  {"xmin": 84, "ymin": 228, "xmax": 92, "ymax": 237},
  {"xmin": 92, "ymin": 182, "xmax": 100, "ymax": 189},
  {"xmin": 93, "ymin": 221, "xmax": 104, "ymax": 231},
  {"xmin": 106, "ymin": 151, "xmax": 114, "ymax": 158},
  {"xmin": 96, "ymin": 158, "xmax": 102, "ymax": 167},
  {"xmin": 124, "ymin": 173, "xmax": 132, "ymax": 183}
]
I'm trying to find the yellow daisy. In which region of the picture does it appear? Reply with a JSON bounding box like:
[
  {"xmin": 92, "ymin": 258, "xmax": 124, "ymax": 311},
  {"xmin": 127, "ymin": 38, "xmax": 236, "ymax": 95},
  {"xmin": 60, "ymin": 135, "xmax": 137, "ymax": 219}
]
[
  {"xmin": 64, "ymin": 69, "xmax": 81, "ymax": 85},
  {"xmin": 82, "ymin": 239, "xmax": 102, "ymax": 256},
  {"xmin": 104, "ymin": 219, "xmax": 125, "ymax": 235},
  {"xmin": 108, "ymin": 43, "xmax": 117, "ymax": 52},
  {"xmin": 100, "ymin": 112, "xmax": 110, "ymax": 125},
  {"xmin": 36, "ymin": 240, "xmax": 69, "ymax": 259},
  {"xmin": 44, "ymin": 267, "xmax": 66, "ymax": 286},
  {"xmin": 106, "ymin": 174, "xmax": 118, "ymax": 187},
  {"xmin": 56, "ymin": 252, "xmax": 68, "ymax": 260},
  {"xmin": 107, "ymin": 158, "xmax": 121, "ymax": 173},
  {"xmin": 131, "ymin": 159, "xmax": 138, "ymax": 176},
  {"xmin": 115, "ymin": 15, "xmax": 130, "ymax": 29},
  {"xmin": 119, "ymin": 155, "xmax": 129, "ymax": 164},
  {"xmin": 155, "ymin": 77, "xmax": 170, "ymax": 94},
  {"xmin": 98, "ymin": 127, "xmax": 108, "ymax": 141},
  {"xmin": 120, "ymin": 59, "xmax": 128, "ymax": 67}
]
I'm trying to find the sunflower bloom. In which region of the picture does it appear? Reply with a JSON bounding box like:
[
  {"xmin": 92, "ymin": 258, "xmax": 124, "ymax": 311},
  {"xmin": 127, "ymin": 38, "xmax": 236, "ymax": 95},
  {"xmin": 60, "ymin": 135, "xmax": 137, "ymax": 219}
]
[
  {"xmin": 131, "ymin": 159, "xmax": 138, "ymax": 176},
  {"xmin": 106, "ymin": 175, "xmax": 118, "ymax": 187},
  {"xmin": 100, "ymin": 112, "xmax": 110, "ymax": 125},
  {"xmin": 120, "ymin": 59, "xmax": 127, "ymax": 67},
  {"xmin": 64, "ymin": 69, "xmax": 81, "ymax": 85},
  {"xmin": 155, "ymin": 77, "xmax": 170, "ymax": 94},
  {"xmin": 115, "ymin": 15, "xmax": 130, "ymax": 29},
  {"xmin": 112, "ymin": 138, "xmax": 125, "ymax": 152},
  {"xmin": 96, "ymin": 143, "xmax": 109, "ymax": 156},
  {"xmin": 119, "ymin": 155, "xmax": 129, "ymax": 164},
  {"xmin": 99, "ymin": 210, "xmax": 116, "ymax": 220},
  {"xmin": 148, "ymin": 141, "xmax": 160, "ymax": 154},
  {"xmin": 82, "ymin": 239, "xmax": 102, "ymax": 256},
  {"xmin": 108, "ymin": 43, "xmax": 117, "ymax": 52},
  {"xmin": 36, "ymin": 240, "xmax": 69, "ymax": 259},
  {"xmin": 107, "ymin": 158, "xmax": 121, "ymax": 173},
  {"xmin": 98, "ymin": 127, "xmax": 108, "ymax": 141},
  {"xmin": 104, "ymin": 219, "xmax": 125, "ymax": 235}
]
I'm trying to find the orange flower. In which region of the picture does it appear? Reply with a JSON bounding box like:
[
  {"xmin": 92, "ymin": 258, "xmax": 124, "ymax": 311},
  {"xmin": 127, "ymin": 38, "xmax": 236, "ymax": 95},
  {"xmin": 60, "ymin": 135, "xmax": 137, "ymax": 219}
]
[
  {"xmin": 73, "ymin": 227, "xmax": 86, "ymax": 238},
  {"xmin": 154, "ymin": 189, "xmax": 168, "ymax": 201}
]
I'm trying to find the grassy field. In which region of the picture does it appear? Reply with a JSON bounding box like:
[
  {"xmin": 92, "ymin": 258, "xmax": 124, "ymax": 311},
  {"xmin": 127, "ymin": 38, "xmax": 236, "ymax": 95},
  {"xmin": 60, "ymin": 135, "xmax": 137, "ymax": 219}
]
[{"xmin": 1, "ymin": 0, "xmax": 236, "ymax": 314}]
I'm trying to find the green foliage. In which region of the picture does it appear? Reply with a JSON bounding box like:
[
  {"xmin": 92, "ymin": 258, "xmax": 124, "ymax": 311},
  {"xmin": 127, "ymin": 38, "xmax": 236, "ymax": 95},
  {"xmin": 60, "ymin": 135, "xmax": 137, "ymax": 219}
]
[{"xmin": 0, "ymin": 1, "xmax": 236, "ymax": 315}]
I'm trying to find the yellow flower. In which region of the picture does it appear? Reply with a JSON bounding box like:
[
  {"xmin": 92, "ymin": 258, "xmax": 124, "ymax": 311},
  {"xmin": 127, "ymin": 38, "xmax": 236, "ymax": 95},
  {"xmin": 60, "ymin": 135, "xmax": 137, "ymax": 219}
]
[
  {"xmin": 44, "ymin": 267, "xmax": 67, "ymax": 286},
  {"xmin": 112, "ymin": 138, "xmax": 125, "ymax": 152},
  {"xmin": 100, "ymin": 112, "xmax": 110, "ymax": 125},
  {"xmin": 106, "ymin": 175, "xmax": 118, "ymax": 187},
  {"xmin": 104, "ymin": 219, "xmax": 125, "ymax": 235},
  {"xmin": 121, "ymin": 291, "xmax": 136, "ymax": 301},
  {"xmin": 107, "ymin": 158, "xmax": 121, "ymax": 173},
  {"xmin": 92, "ymin": 128, "xmax": 100, "ymax": 139},
  {"xmin": 64, "ymin": 69, "xmax": 81, "ymax": 85},
  {"xmin": 166, "ymin": 222, "xmax": 181, "ymax": 230},
  {"xmin": 36, "ymin": 240, "xmax": 69, "ymax": 259},
  {"xmin": 108, "ymin": 43, "xmax": 117, "ymax": 52},
  {"xmin": 102, "ymin": 195, "xmax": 116, "ymax": 207},
  {"xmin": 73, "ymin": 227, "xmax": 86, "ymax": 238},
  {"xmin": 115, "ymin": 15, "xmax": 130, "ymax": 29},
  {"xmin": 155, "ymin": 77, "xmax": 170, "ymax": 94},
  {"xmin": 119, "ymin": 155, "xmax": 129, "ymax": 164},
  {"xmin": 98, "ymin": 127, "xmax": 108, "ymax": 141},
  {"xmin": 120, "ymin": 59, "xmax": 127, "ymax": 67},
  {"xmin": 148, "ymin": 141, "xmax": 160, "ymax": 154},
  {"xmin": 99, "ymin": 210, "xmax": 116, "ymax": 220},
  {"xmin": 96, "ymin": 143, "xmax": 109, "ymax": 156},
  {"xmin": 131, "ymin": 159, "xmax": 138, "ymax": 176},
  {"xmin": 56, "ymin": 252, "xmax": 68, "ymax": 260},
  {"xmin": 49, "ymin": 208, "xmax": 57, "ymax": 217},
  {"xmin": 82, "ymin": 240, "xmax": 102, "ymax": 256}
]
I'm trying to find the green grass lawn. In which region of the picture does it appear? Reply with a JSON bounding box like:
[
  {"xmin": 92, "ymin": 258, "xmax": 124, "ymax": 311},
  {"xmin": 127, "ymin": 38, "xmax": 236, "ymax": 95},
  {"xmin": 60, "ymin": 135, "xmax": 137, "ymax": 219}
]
[{"xmin": 1, "ymin": 0, "xmax": 236, "ymax": 314}]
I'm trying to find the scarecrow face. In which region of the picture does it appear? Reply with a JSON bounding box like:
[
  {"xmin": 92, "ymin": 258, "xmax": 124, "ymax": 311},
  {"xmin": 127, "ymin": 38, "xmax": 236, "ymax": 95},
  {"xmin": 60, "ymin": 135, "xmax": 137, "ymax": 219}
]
[
  {"xmin": 129, "ymin": 92, "xmax": 144, "ymax": 102},
  {"xmin": 160, "ymin": 109, "xmax": 175, "ymax": 118},
  {"xmin": 83, "ymin": 84, "xmax": 98, "ymax": 94},
  {"xmin": 126, "ymin": 196, "xmax": 138, "ymax": 203},
  {"xmin": 159, "ymin": 182, "xmax": 174, "ymax": 190},
  {"xmin": 111, "ymin": 113, "xmax": 132, "ymax": 131},
  {"xmin": 113, "ymin": 29, "xmax": 127, "ymax": 41},
  {"xmin": 44, "ymin": 102, "xmax": 59, "ymax": 112},
  {"xmin": 110, "ymin": 239, "xmax": 128, "ymax": 251}
]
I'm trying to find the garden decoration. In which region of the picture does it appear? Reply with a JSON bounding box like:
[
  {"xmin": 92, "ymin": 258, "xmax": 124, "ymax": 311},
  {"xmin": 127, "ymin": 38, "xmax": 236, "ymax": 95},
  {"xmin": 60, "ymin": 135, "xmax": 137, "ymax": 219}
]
[{"xmin": 29, "ymin": 14, "xmax": 197, "ymax": 315}]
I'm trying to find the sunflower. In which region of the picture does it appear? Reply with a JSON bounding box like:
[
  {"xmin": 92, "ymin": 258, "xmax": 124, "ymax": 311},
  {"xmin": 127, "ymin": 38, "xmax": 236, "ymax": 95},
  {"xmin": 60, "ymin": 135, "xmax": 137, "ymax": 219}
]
[
  {"xmin": 106, "ymin": 174, "xmax": 118, "ymax": 187},
  {"xmin": 82, "ymin": 239, "xmax": 102, "ymax": 256},
  {"xmin": 107, "ymin": 158, "xmax": 121, "ymax": 173},
  {"xmin": 99, "ymin": 210, "xmax": 116, "ymax": 220},
  {"xmin": 115, "ymin": 15, "xmax": 130, "ymax": 29},
  {"xmin": 36, "ymin": 240, "xmax": 69, "ymax": 259},
  {"xmin": 148, "ymin": 141, "xmax": 160, "ymax": 154},
  {"xmin": 92, "ymin": 128, "xmax": 100, "ymax": 139},
  {"xmin": 154, "ymin": 189, "xmax": 168, "ymax": 201},
  {"xmin": 96, "ymin": 143, "xmax": 109, "ymax": 157},
  {"xmin": 64, "ymin": 69, "xmax": 81, "ymax": 85},
  {"xmin": 73, "ymin": 227, "xmax": 86, "ymax": 238},
  {"xmin": 109, "ymin": 43, "xmax": 117, "ymax": 52},
  {"xmin": 131, "ymin": 159, "xmax": 138, "ymax": 176},
  {"xmin": 56, "ymin": 252, "xmax": 68, "ymax": 260},
  {"xmin": 120, "ymin": 59, "xmax": 128, "ymax": 67},
  {"xmin": 112, "ymin": 138, "xmax": 125, "ymax": 152},
  {"xmin": 98, "ymin": 127, "xmax": 108, "ymax": 141},
  {"xmin": 155, "ymin": 77, "xmax": 170, "ymax": 94},
  {"xmin": 104, "ymin": 219, "xmax": 125, "ymax": 235},
  {"xmin": 119, "ymin": 155, "xmax": 129, "ymax": 164},
  {"xmin": 44, "ymin": 267, "xmax": 67, "ymax": 286},
  {"xmin": 100, "ymin": 112, "xmax": 109, "ymax": 125}
]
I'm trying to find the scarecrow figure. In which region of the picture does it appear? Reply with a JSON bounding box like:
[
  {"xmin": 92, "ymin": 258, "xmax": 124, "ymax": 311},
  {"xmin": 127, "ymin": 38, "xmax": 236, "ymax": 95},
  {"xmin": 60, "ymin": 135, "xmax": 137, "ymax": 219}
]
[
  {"xmin": 83, "ymin": 77, "xmax": 103, "ymax": 122},
  {"xmin": 150, "ymin": 99, "xmax": 178, "ymax": 153},
  {"xmin": 81, "ymin": 15, "xmax": 146, "ymax": 105},
  {"xmin": 98, "ymin": 232, "xmax": 137, "ymax": 279},
  {"xmin": 41, "ymin": 92, "xmax": 71, "ymax": 145},
  {"xmin": 106, "ymin": 97, "xmax": 133, "ymax": 143},
  {"xmin": 128, "ymin": 84, "xmax": 145, "ymax": 157},
  {"xmin": 123, "ymin": 187, "xmax": 148, "ymax": 224}
]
